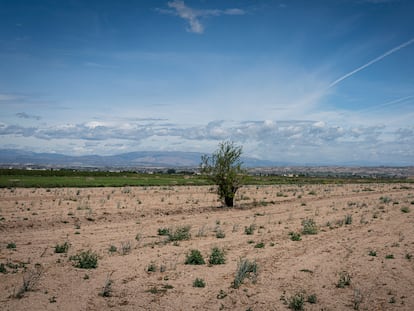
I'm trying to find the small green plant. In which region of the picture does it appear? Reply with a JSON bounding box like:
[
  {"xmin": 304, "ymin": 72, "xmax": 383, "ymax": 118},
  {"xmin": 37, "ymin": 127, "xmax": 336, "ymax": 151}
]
[
  {"xmin": 385, "ymin": 254, "xmax": 394, "ymax": 259},
  {"xmin": 288, "ymin": 292, "xmax": 305, "ymax": 310},
  {"xmin": 289, "ymin": 232, "xmax": 302, "ymax": 241},
  {"xmin": 193, "ymin": 278, "xmax": 206, "ymax": 288},
  {"xmin": 400, "ymin": 206, "xmax": 410, "ymax": 213},
  {"xmin": 379, "ymin": 196, "xmax": 391, "ymax": 203},
  {"xmin": 215, "ymin": 229, "xmax": 226, "ymax": 239},
  {"xmin": 406, "ymin": 253, "xmax": 412, "ymax": 260},
  {"xmin": 301, "ymin": 218, "xmax": 317, "ymax": 235},
  {"xmin": 185, "ymin": 249, "xmax": 205, "ymax": 265},
  {"xmin": 108, "ymin": 245, "xmax": 117, "ymax": 253},
  {"xmin": 307, "ymin": 294, "xmax": 317, "ymax": 304},
  {"xmin": 120, "ymin": 241, "xmax": 131, "ymax": 255},
  {"xmin": 336, "ymin": 271, "xmax": 351, "ymax": 288},
  {"xmin": 7, "ymin": 242, "xmax": 16, "ymax": 249},
  {"xmin": 368, "ymin": 250, "xmax": 377, "ymax": 257},
  {"xmin": 209, "ymin": 247, "xmax": 226, "ymax": 265},
  {"xmin": 344, "ymin": 214, "xmax": 353, "ymax": 225},
  {"xmin": 232, "ymin": 258, "xmax": 258, "ymax": 289},
  {"xmin": 254, "ymin": 242, "xmax": 265, "ymax": 248},
  {"xmin": 70, "ymin": 250, "xmax": 98, "ymax": 269},
  {"xmin": 158, "ymin": 227, "xmax": 170, "ymax": 236},
  {"xmin": 0, "ymin": 263, "xmax": 7, "ymax": 274},
  {"xmin": 168, "ymin": 225, "xmax": 191, "ymax": 242},
  {"xmin": 13, "ymin": 266, "xmax": 43, "ymax": 299},
  {"xmin": 147, "ymin": 262, "xmax": 157, "ymax": 272},
  {"xmin": 54, "ymin": 242, "xmax": 70, "ymax": 254},
  {"xmin": 244, "ymin": 224, "xmax": 256, "ymax": 235}
]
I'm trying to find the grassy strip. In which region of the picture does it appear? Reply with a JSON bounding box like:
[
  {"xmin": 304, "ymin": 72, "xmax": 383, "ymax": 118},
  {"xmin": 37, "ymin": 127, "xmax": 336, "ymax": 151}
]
[{"xmin": 0, "ymin": 169, "xmax": 411, "ymax": 188}]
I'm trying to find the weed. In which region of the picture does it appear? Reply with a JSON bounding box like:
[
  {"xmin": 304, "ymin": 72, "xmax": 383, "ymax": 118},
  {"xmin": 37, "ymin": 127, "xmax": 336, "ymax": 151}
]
[
  {"xmin": 0, "ymin": 263, "xmax": 7, "ymax": 274},
  {"xmin": 307, "ymin": 294, "xmax": 317, "ymax": 304},
  {"xmin": 353, "ymin": 288, "xmax": 363, "ymax": 310},
  {"xmin": 217, "ymin": 289, "xmax": 227, "ymax": 299},
  {"xmin": 13, "ymin": 266, "xmax": 43, "ymax": 299},
  {"xmin": 209, "ymin": 247, "xmax": 226, "ymax": 265},
  {"xmin": 379, "ymin": 196, "xmax": 391, "ymax": 204},
  {"xmin": 215, "ymin": 229, "xmax": 226, "ymax": 239},
  {"xmin": 185, "ymin": 249, "xmax": 205, "ymax": 265},
  {"xmin": 7, "ymin": 242, "xmax": 16, "ymax": 249},
  {"xmin": 368, "ymin": 250, "xmax": 377, "ymax": 257},
  {"xmin": 289, "ymin": 232, "xmax": 302, "ymax": 241},
  {"xmin": 337, "ymin": 271, "xmax": 351, "ymax": 288},
  {"xmin": 108, "ymin": 245, "xmax": 117, "ymax": 253},
  {"xmin": 193, "ymin": 278, "xmax": 206, "ymax": 288},
  {"xmin": 54, "ymin": 242, "xmax": 70, "ymax": 254},
  {"xmin": 254, "ymin": 242, "xmax": 265, "ymax": 248},
  {"xmin": 406, "ymin": 253, "xmax": 412, "ymax": 260},
  {"xmin": 244, "ymin": 224, "xmax": 256, "ymax": 235},
  {"xmin": 232, "ymin": 258, "xmax": 258, "ymax": 289},
  {"xmin": 400, "ymin": 206, "xmax": 410, "ymax": 213},
  {"xmin": 168, "ymin": 226, "xmax": 191, "ymax": 242},
  {"xmin": 70, "ymin": 250, "xmax": 98, "ymax": 269},
  {"xmin": 385, "ymin": 254, "xmax": 394, "ymax": 259},
  {"xmin": 99, "ymin": 273, "xmax": 113, "ymax": 297},
  {"xmin": 301, "ymin": 218, "xmax": 318, "ymax": 235},
  {"xmin": 344, "ymin": 214, "xmax": 353, "ymax": 225},
  {"xmin": 120, "ymin": 241, "xmax": 131, "ymax": 255},
  {"xmin": 147, "ymin": 262, "xmax": 157, "ymax": 272},
  {"xmin": 158, "ymin": 227, "xmax": 170, "ymax": 236},
  {"xmin": 288, "ymin": 292, "xmax": 305, "ymax": 310}
]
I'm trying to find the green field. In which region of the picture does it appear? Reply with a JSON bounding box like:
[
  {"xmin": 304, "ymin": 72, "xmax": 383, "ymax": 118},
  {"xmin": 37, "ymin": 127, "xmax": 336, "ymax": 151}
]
[{"xmin": 0, "ymin": 169, "xmax": 411, "ymax": 188}]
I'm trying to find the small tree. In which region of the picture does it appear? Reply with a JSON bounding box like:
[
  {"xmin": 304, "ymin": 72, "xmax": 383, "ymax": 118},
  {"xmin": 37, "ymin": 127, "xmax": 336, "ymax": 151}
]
[{"xmin": 201, "ymin": 141, "xmax": 245, "ymax": 207}]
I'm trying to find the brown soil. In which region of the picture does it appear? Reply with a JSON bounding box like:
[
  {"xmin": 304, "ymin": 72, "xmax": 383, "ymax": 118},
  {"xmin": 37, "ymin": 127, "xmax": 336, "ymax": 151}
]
[{"xmin": 1, "ymin": 184, "xmax": 413, "ymax": 310}]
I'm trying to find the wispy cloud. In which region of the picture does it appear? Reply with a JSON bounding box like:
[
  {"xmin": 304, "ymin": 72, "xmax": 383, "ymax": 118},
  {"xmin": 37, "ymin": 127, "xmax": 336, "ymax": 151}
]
[
  {"xmin": 329, "ymin": 38, "xmax": 414, "ymax": 88},
  {"xmin": 16, "ymin": 112, "xmax": 41, "ymax": 120},
  {"xmin": 158, "ymin": 0, "xmax": 245, "ymax": 34}
]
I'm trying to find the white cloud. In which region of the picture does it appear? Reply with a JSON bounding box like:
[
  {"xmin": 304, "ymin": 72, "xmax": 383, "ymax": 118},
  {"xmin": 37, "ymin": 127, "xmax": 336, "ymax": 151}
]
[{"xmin": 159, "ymin": 0, "xmax": 246, "ymax": 34}]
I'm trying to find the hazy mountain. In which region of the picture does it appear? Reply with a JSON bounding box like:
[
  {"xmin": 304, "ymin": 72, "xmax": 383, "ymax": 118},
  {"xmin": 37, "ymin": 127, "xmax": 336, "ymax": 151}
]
[{"xmin": 0, "ymin": 149, "xmax": 279, "ymax": 168}]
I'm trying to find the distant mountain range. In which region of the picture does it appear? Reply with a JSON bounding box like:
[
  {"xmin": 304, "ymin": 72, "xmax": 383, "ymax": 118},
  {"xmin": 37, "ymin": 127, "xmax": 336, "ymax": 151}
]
[{"xmin": 0, "ymin": 149, "xmax": 279, "ymax": 168}]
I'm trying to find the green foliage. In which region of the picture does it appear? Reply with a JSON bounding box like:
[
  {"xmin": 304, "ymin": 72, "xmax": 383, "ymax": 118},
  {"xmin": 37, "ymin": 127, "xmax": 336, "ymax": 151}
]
[
  {"xmin": 288, "ymin": 292, "xmax": 305, "ymax": 310},
  {"xmin": 201, "ymin": 141, "xmax": 245, "ymax": 207},
  {"xmin": 400, "ymin": 206, "xmax": 410, "ymax": 213},
  {"xmin": 209, "ymin": 247, "xmax": 226, "ymax": 265},
  {"xmin": 232, "ymin": 258, "xmax": 258, "ymax": 289},
  {"xmin": 158, "ymin": 227, "xmax": 170, "ymax": 236},
  {"xmin": 168, "ymin": 226, "xmax": 191, "ymax": 242},
  {"xmin": 385, "ymin": 254, "xmax": 394, "ymax": 259},
  {"xmin": 185, "ymin": 249, "xmax": 205, "ymax": 265},
  {"xmin": 289, "ymin": 232, "xmax": 302, "ymax": 241},
  {"xmin": 147, "ymin": 262, "xmax": 157, "ymax": 272},
  {"xmin": 70, "ymin": 250, "xmax": 98, "ymax": 269},
  {"xmin": 244, "ymin": 224, "xmax": 256, "ymax": 235},
  {"xmin": 193, "ymin": 278, "xmax": 206, "ymax": 288},
  {"xmin": 301, "ymin": 218, "xmax": 318, "ymax": 235},
  {"xmin": 0, "ymin": 263, "xmax": 6, "ymax": 274},
  {"xmin": 54, "ymin": 242, "xmax": 70, "ymax": 254},
  {"xmin": 307, "ymin": 294, "xmax": 317, "ymax": 304},
  {"xmin": 344, "ymin": 214, "xmax": 353, "ymax": 225},
  {"xmin": 7, "ymin": 242, "xmax": 16, "ymax": 249},
  {"xmin": 379, "ymin": 196, "xmax": 391, "ymax": 203},
  {"xmin": 254, "ymin": 242, "xmax": 265, "ymax": 248},
  {"xmin": 368, "ymin": 250, "xmax": 377, "ymax": 257},
  {"xmin": 108, "ymin": 245, "xmax": 117, "ymax": 253}
]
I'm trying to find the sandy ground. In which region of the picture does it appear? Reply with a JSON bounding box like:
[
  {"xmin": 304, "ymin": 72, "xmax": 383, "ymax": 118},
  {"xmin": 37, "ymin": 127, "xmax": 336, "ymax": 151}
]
[{"xmin": 0, "ymin": 183, "xmax": 413, "ymax": 310}]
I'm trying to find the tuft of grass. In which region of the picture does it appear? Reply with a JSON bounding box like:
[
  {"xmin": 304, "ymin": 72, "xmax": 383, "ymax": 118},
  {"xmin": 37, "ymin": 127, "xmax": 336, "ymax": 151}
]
[
  {"xmin": 344, "ymin": 214, "xmax": 353, "ymax": 225},
  {"xmin": 336, "ymin": 271, "xmax": 351, "ymax": 288},
  {"xmin": 301, "ymin": 218, "xmax": 318, "ymax": 235},
  {"xmin": 119, "ymin": 241, "xmax": 131, "ymax": 255},
  {"xmin": 13, "ymin": 266, "xmax": 43, "ymax": 299},
  {"xmin": 254, "ymin": 242, "xmax": 265, "ymax": 248},
  {"xmin": 193, "ymin": 278, "xmax": 206, "ymax": 288},
  {"xmin": 108, "ymin": 245, "xmax": 117, "ymax": 253},
  {"xmin": 307, "ymin": 294, "xmax": 317, "ymax": 304},
  {"xmin": 147, "ymin": 262, "xmax": 157, "ymax": 272},
  {"xmin": 70, "ymin": 250, "xmax": 98, "ymax": 269},
  {"xmin": 379, "ymin": 196, "xmax": 391, "ymax": 204},
  {"xmin": 209, "ymin": 247, "xmax": 226, "ymax": 265},
  {"xmin": 54, "ymin": 242, "xmax": 70, "ymax": 254},
  {"xmin": 244, "ymin": 224, "xmax": 256, "ymax": 235},
  {"xmin": 400, "ymin": 206, "xmax": 410, "ymax": 213},
  {"xmin": 289, "ymin": 232, "xmax": 302, "ymax": 241},
  {"xmin": 215, "ymin": 229, "xmax": 226, "ymax": 239},
  {"xmin": 0, "ymin": 263, "xmax": 7, "ymax": 274},
  {"xmin": 157, "ymin": 227, "xmax": 170, "ymax": 236},
  {"xmin": 385, "ymin": 254, "xmax": 394, "ymax": 259},
  {"xmin": 232, "ymin": 258, "xmax": 258, "ymax": 289},
  {"xmin": 99, "ymin": 273, "xmax": 113, "ymax": 297},
  {"xmin": 288, "ymin": 292, "xmax": 305, "ymax": 310},
  {"xmin": 368, "ymin": 250, "xmax": 377, "ymax": 257},
  {"xmin": 185, "ymin": 249, "xmax": 205, "ymax": 265}
]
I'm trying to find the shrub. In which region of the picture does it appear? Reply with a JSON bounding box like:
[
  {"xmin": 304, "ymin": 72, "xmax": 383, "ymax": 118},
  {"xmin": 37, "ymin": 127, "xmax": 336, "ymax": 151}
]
[
  {"xmin": 215, "ymin": 229, "xmax": 226, "ymax": 239},
  {"xmin": 147, "ymin": 262, "xmax": 157, "ymax": 272},
  {"xmin": 158, "ymin": 227, "xmax": 170, "ymax": 236},
  {"xmin": 54, "ymin": 242, "xmax": 70, "ymax": 254},
  {"xmin": 307, "ymin": 294, "xmax": 317, "ymax": 304},
  {"xmin": 193, "ymin": 278, "xmax": 206, "ymax": 288},
  {"xmin": 385, "ymin": 254, "xmax": 394, "ymax": 259},
  {"xmin": 400, "ymin": 206, "xmax": 410, "ymax": 213},
  {"xmin": 185, "ymin": 249, "xmax": 205, "ymax": 265},
  {"xmin": 120, "ymin": 241, "xmax": 131, "ymax": 255},
  {"xmin": 301, "ymin": 218, "xmax": 317, "ymax": 235},
  {"xmin": 99, "ymin": 273, "xmax": 113, "ymax": 297},
  {"xmin": 232, "ymin": 258, "xmax": 258, "ymax": 289},
  {"xmin": 168, "ymin": 226, "xmax": 191, "ymax": 242},
  {"xmin": 368, "ymin": 250, "xmax": 377, "ymax": 257},
  {"xmin": 209, "ymin": 247, "xmax": 225, "ymax": 265},
  {"xmin": 254, "ymin": 242, "xmax": 265, "ymax": 248},
  {"xmin": 70, "ymin": 250, "xmax": 98, "ymax": 269},
  {"xmin": 7, "ymin": 242, "xmax": 16, "ymax": 249},
  {"xmin": 288, "ymin": 292, "xmax": 305, "ymax": 310},
  {"xmin": 344, "ymin": 214, "xmax": 353, "ymax": 225},
  {"xmin": 108, "ymin": 245, "xmax": 117, "ymax": 253}
]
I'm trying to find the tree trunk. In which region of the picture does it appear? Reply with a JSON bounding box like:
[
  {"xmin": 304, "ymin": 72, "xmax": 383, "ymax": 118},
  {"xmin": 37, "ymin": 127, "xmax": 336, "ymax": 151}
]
[{"xmin": 224, "ymin": 196, "xmax": 234, "ymax": 207}]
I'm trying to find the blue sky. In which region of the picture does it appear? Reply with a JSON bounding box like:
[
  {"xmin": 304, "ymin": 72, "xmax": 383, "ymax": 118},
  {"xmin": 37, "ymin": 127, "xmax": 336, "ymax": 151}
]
[{"xmin": 0, "ymin": 0, "xmax": 413, "ymax": 165}]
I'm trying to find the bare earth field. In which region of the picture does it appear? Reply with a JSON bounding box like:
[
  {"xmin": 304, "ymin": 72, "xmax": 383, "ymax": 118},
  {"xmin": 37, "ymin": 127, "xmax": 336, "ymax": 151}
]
[{"xmin": 1, "ymin": 184, "xmax": 413, "ymax": 310}]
